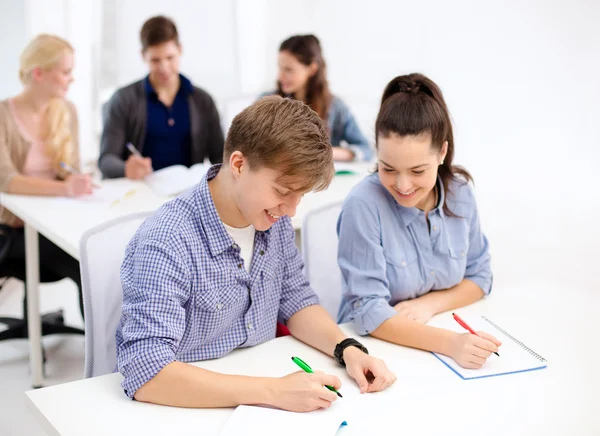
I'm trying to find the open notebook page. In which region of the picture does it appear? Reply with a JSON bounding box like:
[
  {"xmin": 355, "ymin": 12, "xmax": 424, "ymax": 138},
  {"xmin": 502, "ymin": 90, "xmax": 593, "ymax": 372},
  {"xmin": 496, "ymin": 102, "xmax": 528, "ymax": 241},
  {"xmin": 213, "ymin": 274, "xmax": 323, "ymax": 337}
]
[
  {"xmin": 428, "ymin": 315, "xmax": 547, "ymax": 379},
  {"xmin": 53, "ymin": 183, "xmax": 137, "ymax": 207},
  {"xmin": 219, "ymin": 404, "xmax": 347, "ymax": 436},
  {"xmin": 145, "ymin": 163, "xmax": 209, "ymax": 197}
]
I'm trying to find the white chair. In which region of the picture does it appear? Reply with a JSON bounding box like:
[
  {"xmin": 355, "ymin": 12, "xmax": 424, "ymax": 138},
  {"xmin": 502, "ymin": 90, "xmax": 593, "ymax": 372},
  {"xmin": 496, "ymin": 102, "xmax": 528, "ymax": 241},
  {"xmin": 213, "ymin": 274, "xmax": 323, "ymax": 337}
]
[
  {"xmin": 79, "ymin": 212, "xmax": 151, "ymax": 378},
  {"xmin": 301, "ymin": 202, "xmax": 344, "ymax": 320}
]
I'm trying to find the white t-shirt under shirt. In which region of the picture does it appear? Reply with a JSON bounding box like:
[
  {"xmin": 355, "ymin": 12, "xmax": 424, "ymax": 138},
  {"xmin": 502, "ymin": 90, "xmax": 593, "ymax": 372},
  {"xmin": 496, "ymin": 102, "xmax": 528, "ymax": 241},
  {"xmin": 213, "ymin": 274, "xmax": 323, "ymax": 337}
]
[{"xmin": 222, "ymin": 222, "xmax": 256, "ymax": 272}]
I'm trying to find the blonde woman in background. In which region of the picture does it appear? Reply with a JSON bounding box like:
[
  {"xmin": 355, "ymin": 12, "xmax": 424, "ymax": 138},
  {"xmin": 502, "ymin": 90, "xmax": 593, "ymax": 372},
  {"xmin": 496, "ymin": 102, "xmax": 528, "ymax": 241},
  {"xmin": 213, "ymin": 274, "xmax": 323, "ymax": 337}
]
[{"xmin": 0, "ymin": 34, "xmax": 91, "ymax": 317}]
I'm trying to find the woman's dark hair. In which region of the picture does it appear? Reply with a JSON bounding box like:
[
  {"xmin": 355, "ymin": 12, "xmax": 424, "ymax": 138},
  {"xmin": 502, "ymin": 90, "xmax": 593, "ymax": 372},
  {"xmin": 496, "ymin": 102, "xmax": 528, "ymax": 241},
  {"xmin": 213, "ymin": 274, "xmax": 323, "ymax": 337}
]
[
  {"xmin": 376, "ymin": 73, "xmax": 472, "ymax": 216},
  {"xmin": 277, "ymin": 34, "xmax": 332, "ymax": 120}
]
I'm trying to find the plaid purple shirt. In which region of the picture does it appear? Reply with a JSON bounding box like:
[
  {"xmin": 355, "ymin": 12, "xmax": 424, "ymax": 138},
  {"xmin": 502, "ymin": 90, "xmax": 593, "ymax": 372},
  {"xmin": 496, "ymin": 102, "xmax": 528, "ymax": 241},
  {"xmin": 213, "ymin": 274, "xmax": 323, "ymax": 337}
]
[{"xmin": 116, "ymin": 165, "xmax": 319, "ymax": 399}]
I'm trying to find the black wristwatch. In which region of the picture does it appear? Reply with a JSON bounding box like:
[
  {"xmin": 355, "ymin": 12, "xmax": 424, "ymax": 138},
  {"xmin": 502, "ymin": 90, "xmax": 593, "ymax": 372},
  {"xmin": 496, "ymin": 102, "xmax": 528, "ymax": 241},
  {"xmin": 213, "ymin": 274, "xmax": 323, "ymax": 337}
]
[{"xmin": 334, "ymin": 338, "xmax": 369, "ymax": 367}]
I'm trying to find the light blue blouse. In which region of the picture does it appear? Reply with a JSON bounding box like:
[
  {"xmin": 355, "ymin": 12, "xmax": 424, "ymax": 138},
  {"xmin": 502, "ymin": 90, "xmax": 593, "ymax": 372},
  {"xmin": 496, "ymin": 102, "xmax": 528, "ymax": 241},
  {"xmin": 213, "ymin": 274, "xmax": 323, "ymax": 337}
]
[{"xmin": 337, "ymin": 172, "xmax": 492, "ymax": 335}]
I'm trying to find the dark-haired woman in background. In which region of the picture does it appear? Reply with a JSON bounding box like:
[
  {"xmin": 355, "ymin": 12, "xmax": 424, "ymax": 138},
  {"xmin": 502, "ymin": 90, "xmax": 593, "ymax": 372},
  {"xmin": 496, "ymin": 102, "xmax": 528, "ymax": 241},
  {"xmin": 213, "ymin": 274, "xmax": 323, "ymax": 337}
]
[
  {"xmin": 337, "ymin": 73, "xmax": 501, "ymax": 369},
  {"xmin": 262, "ymin": 34, "xmax": 372, "ymax": 162}
]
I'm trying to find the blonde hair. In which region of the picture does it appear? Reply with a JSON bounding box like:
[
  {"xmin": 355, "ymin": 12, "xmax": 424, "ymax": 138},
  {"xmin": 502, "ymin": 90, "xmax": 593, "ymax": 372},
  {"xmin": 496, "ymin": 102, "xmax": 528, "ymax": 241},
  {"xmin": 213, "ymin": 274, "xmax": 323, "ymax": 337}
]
[{"xmin": 19, "ymin": 34, "xmax": 75, "ymax": 172}]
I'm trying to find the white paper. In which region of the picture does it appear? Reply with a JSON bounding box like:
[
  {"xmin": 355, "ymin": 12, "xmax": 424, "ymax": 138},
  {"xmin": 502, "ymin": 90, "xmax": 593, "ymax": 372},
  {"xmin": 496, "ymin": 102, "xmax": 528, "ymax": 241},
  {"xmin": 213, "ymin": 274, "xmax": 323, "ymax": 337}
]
[
  {"xmin": 428, "ymin": 315, "xmax": 547, "ymax": 379},
  {"xmin": 219, "ymin": 404, "xmax": 347, "ymax": 436},
  {"xmin": 145, "ymin": 163, "xmax": 208, "ymax": 197},
  {"xmin": 54, "ymin": 184, "xmax": 137, "ymax": 207}
]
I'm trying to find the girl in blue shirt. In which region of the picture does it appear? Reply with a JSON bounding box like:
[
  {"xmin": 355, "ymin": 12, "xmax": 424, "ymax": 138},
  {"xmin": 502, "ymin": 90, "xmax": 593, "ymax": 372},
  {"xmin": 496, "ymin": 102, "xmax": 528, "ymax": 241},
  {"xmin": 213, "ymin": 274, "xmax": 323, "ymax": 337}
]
[
  {"xmin": 337, "ymin": 73, "xmax": 502, "ymax": 369},
  {"xmin": 263, "ymin": 34, "xmax": 372, "ymax": 162}
]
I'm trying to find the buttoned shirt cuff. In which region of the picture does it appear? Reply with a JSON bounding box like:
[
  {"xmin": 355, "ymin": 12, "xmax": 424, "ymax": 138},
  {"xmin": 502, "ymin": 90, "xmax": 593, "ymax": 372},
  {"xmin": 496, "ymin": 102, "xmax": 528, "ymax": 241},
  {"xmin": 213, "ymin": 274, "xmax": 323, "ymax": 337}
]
[
  {"xmin": 467, "ymin": 274, "xmax": 493, "ymax": 296},
  {"xmin": 119, "ymin": 341, "xmax": 176, "ymax": 400},
  {"xmin": 278, "ymin": 293, "xmax": 320, "ymax": 325},
  {"xmin": 351, "ymin": 298, "xmax": 397, "ymax": 335}
]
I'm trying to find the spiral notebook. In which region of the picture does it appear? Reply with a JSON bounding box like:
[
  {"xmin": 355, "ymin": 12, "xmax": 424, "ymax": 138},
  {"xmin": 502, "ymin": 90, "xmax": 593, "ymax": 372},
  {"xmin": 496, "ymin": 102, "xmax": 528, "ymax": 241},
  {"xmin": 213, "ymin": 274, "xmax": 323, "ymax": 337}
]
[{"xmin": 429, "ymin": 315, "xmax": 547, "ymax": 380}]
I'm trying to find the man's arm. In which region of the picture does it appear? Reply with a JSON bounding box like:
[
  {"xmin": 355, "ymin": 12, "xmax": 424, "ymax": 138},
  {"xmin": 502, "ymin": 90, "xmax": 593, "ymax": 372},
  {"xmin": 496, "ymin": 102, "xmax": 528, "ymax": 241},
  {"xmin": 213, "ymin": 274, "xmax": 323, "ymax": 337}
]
[
  {"xmin": 98, "ymin": 92, "xmax": 128, "ymax": 178},
  {"xmin": 119, "ymin": 236, "xmax": 340, "ymax": 411},
  {"xmin": 277, "ymin": 215, "xmax": 396, "ymax": 393},
  {"xmin": 287, "ymin": 305, "xmax": 345, "ymax": 356},
  {"xmin": 134, "ymin": 362, "xmax": 273, "ymax": 407}
]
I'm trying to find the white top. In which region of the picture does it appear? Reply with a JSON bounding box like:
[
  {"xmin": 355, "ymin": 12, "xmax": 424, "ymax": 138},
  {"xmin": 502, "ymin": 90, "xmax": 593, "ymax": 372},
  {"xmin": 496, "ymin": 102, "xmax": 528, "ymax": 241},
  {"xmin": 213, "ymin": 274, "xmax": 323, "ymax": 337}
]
[{"xmin": 223, "ymin": 222, "xmax": 256, "ymax": 272}]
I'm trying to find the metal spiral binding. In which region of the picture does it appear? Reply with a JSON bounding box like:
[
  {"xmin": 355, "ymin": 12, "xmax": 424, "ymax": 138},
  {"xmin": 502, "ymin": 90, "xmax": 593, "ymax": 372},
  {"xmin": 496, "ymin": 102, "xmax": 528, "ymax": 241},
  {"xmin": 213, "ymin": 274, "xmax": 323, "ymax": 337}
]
[{"xmin": 482, "ymin": 316, "xmax": 547, "ymax": 362}]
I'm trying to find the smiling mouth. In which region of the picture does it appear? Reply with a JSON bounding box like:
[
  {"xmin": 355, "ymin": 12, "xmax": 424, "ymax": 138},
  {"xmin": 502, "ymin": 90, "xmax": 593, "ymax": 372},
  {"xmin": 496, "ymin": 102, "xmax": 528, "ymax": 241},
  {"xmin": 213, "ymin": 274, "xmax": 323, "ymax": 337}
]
[
  {"xmin": 266, "ymin": 210, "xmax": 281, "ymax": 222},
  {"xmin": 395, "ymin": 188, "xmax": 418, "ymax": 197}
]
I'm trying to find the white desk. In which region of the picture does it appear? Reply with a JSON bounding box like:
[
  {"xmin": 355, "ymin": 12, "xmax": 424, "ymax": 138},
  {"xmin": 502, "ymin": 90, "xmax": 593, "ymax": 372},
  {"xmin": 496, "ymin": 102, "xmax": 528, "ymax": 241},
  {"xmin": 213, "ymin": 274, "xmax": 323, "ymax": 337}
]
[
  {"xmin": 0, "ymin": 164, "xmax": 371, "ymax": 388},
  {"xmin": 24, "ymin": 283, "xmax": 600, "ymax": 435}
]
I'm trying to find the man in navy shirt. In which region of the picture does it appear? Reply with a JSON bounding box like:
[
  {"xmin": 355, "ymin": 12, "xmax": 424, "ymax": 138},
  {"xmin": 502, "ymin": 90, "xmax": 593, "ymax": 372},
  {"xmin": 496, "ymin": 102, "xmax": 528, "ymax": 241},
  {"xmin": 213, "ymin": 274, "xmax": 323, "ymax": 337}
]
[{"xmin": 99, "ymin": 16, "xmax": 224, "ymax": 179}]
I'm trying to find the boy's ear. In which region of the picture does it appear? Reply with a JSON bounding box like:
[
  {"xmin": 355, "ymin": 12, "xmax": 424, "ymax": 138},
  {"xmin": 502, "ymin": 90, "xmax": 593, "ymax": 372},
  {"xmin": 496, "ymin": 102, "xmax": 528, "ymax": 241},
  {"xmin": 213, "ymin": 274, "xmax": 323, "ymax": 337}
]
[{"xmin": 229, "ymin": 151, "xmax": 245, "ymax": 178}]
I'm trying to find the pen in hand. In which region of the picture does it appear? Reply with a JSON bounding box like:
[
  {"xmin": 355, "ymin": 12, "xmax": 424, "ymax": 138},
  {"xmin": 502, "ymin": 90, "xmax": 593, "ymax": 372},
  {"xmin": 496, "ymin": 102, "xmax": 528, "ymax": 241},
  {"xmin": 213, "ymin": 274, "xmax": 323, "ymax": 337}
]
[
  {"xmin": 59, "ymin": 162, "xmax": 100, "ymax": 189},
  {"xmin": 126, "ymin": 142, "xmax": 143, "ymax": 158},
  {"xmin": 291, "ymin": 356, "xmax": 343, "ymax": 398},
  {"xmin": 452, "ymin": 313, "xmax": 500, "ymax": 357}
]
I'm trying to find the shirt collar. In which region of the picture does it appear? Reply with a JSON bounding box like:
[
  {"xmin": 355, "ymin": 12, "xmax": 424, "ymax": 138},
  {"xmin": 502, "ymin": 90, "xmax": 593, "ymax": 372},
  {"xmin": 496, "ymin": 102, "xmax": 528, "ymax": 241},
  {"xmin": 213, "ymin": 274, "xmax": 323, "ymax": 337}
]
[
  {"xmin": 194, "ymin": 164, "xmax": 270, "ymax": 258},
  {"xmin": 194, "ymin": 164, "xmax": 235, "ymax": 257},
  {"xmin": 393, "ymin": 175, "xmax": 445, "ymax": 226},
  {"xmin": 143, "ymin": 73, "xmax": 194, "ymax": 98}
]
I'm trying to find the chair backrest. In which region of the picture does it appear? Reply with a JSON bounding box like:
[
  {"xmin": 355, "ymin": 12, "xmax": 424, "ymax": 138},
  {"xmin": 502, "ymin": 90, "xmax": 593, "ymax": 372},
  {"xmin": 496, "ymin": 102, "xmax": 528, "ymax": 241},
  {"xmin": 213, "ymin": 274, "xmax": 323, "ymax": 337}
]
[
  {"xmin": 301, "ymin": 202, "xmax": 343, "ymax": 320},
  {"xmin": 79, "ymin": 212, "xmax": 151, "ymax": 378}
]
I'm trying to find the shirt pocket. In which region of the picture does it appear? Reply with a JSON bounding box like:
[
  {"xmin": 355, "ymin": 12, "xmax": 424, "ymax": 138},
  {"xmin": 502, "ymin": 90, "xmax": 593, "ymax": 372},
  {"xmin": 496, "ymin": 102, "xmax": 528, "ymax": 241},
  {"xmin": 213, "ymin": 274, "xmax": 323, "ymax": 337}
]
[
  {"xmin": 382, "ymin": 248, "xmax": 422, "ymax": 301},
  {"xmin": 445, "ymin": 244, "xmax": 469, "ymax": 286},
  {"xmin": 257, "ymin": 265, "xmax": 284, "ymax": 325},
  {"xmin": 192, "ymin": 284, "xmax": 247, "ymax": 343}
]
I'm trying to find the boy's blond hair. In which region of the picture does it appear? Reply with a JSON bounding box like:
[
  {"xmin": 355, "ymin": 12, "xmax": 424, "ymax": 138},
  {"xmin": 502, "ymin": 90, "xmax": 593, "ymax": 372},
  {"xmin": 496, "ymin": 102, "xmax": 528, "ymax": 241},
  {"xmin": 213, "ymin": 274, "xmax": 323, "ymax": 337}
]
[{"xmin": 225, "ymin": 96, "xmax": 334, "ymax": 192}]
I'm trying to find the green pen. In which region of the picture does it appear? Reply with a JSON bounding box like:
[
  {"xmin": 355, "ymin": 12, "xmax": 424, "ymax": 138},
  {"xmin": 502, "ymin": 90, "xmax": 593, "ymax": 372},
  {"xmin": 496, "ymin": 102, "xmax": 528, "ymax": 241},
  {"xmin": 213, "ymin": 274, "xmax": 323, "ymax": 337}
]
[{"xmin": 291, "ymin": 356, "xmax": 343, "ymax": 398}]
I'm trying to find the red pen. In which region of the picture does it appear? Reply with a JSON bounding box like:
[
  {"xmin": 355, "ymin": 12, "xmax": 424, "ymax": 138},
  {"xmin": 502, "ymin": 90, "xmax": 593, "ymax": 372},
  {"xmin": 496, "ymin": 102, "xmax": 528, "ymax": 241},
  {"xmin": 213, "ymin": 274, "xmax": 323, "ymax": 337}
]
[{"xmin": 452, "ymin": 313, "xmax": 500, "ymax": 357}]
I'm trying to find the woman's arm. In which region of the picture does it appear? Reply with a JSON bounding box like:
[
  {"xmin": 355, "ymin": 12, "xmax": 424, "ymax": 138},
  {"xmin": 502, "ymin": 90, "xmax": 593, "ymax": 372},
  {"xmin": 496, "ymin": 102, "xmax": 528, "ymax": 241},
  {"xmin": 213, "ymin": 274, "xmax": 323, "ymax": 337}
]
[
  {"xmin": 6, "ymin": 174, "xmax": 68, "ymax": 196},
  {"xmin": 335, "ymin": 98, "xmax": 373, "ymax": 161},
  {"xmin": 393, "ymin": 279, "xmax": 485, "ymax": 323}
]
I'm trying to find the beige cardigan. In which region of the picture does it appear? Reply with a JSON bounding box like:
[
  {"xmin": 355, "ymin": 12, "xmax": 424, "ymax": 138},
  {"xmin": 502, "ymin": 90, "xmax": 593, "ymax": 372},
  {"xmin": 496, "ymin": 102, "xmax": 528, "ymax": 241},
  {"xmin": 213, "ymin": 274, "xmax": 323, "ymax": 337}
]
[{"xmin": 0, "ymin": 99, "xmax": 80, "ymax": 226}]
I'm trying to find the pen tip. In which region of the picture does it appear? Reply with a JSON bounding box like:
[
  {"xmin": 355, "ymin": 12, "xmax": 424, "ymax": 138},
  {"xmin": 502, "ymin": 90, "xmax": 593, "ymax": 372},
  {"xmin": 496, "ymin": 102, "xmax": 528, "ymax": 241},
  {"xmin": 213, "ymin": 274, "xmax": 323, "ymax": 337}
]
[{"xmin": 337, "ymin": 392, "xmax": 343, "ymax": 398}]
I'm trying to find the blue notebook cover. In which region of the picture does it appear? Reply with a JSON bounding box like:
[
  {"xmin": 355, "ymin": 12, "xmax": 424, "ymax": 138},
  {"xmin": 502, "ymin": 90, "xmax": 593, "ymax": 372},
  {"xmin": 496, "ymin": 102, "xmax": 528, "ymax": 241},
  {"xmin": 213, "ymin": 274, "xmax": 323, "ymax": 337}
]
[{"xmin": 430, "ymin": 315, "xmax": 547, "ymax": 380}]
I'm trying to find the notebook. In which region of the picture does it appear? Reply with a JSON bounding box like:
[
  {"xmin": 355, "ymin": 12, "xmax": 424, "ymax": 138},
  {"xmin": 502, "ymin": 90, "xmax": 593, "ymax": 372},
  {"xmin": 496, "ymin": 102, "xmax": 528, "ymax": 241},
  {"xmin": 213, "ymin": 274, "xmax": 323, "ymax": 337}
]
[
  {"xmin": 54, "ymin": 184, "xmax": 137, "ymax": 207},
  {"xmin": 219, "ymin": 405, "xmax": 347, "ymax": 436},
  {"xmin": 429, "ymin": 315, "xmax": 547, "ymax": 380},
  {"xmin": 144, "ymin": 163, "xmax": 209, "ymax": 197}
]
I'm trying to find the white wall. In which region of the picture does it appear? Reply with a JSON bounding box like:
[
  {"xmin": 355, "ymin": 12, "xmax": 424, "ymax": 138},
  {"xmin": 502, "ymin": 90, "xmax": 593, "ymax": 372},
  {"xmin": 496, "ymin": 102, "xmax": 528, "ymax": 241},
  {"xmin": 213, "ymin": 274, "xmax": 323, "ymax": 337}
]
[
  {"xmin": 104, "ymin": 0, "xmax": 239, "ymax": 103},
  {"xmin": 3, "ymin": 0, "xmax": 598, "ymax": 287},
  {"xmin": 249, "ymin": 0, "xmax": 600, "ymax": 288},
  {"xmin": 18, "ymin": 0, "xmax": 97, "ymax": 166},
  {"xmin": 0, "ymin": 0, "xmax": 27, "ymax": 99}
]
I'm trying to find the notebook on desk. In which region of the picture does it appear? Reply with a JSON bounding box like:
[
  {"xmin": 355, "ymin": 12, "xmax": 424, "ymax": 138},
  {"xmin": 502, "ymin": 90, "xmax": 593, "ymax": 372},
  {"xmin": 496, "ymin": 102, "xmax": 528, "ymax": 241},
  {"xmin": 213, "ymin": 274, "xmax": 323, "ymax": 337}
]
[
  {"xmin": 219, "ymin": 405, "xmax": 347, "ymax": 436},
  {"xmin": 429, "ymin": 315, "xmax": 548, "ymax": 380},
  {"xmin": 144, "ymin": 163, "xmax": 209, "ymax": 197}
]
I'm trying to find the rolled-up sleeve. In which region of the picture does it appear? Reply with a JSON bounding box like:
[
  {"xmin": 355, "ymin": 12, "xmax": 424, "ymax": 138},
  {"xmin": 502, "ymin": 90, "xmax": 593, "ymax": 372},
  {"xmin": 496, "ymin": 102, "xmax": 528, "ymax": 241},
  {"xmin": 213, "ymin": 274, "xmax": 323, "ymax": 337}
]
[
  {"xmin": 117, "ymin": 239, "xmax": 191, "ymax": 399},
  {"xmin": 337, "ymin": 197, "xmax": 396, "ymax": 335},
  {"xmin": 464, "ymin": 186, "xmax": 492, "ymax": 295},
  {"xmin": 277, "ymin": 218, "xmax": 319, "ymax": 324}
]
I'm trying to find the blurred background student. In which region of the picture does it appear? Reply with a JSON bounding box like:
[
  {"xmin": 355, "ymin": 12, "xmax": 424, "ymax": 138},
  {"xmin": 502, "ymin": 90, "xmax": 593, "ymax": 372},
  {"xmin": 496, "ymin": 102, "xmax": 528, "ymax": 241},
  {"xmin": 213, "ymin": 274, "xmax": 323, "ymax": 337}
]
[
  {"xmin": 98, "ymin": 16, "xmax": 224, "ymax": 180},
  {"xmin": 263, "ymin": 34, "xmax": 372, "ymax": 162},
  {"xmin": 0, "ymin": 34, "xmax": 91, "ymax": 316}
]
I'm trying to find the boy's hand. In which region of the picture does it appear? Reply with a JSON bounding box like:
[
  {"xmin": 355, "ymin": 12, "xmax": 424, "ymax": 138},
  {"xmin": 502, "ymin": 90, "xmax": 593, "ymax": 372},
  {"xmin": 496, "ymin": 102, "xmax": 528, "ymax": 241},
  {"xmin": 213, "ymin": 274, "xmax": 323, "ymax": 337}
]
[{"xmin": 343, "ymin": 346, "xmax": 397, "ymax": 393}]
